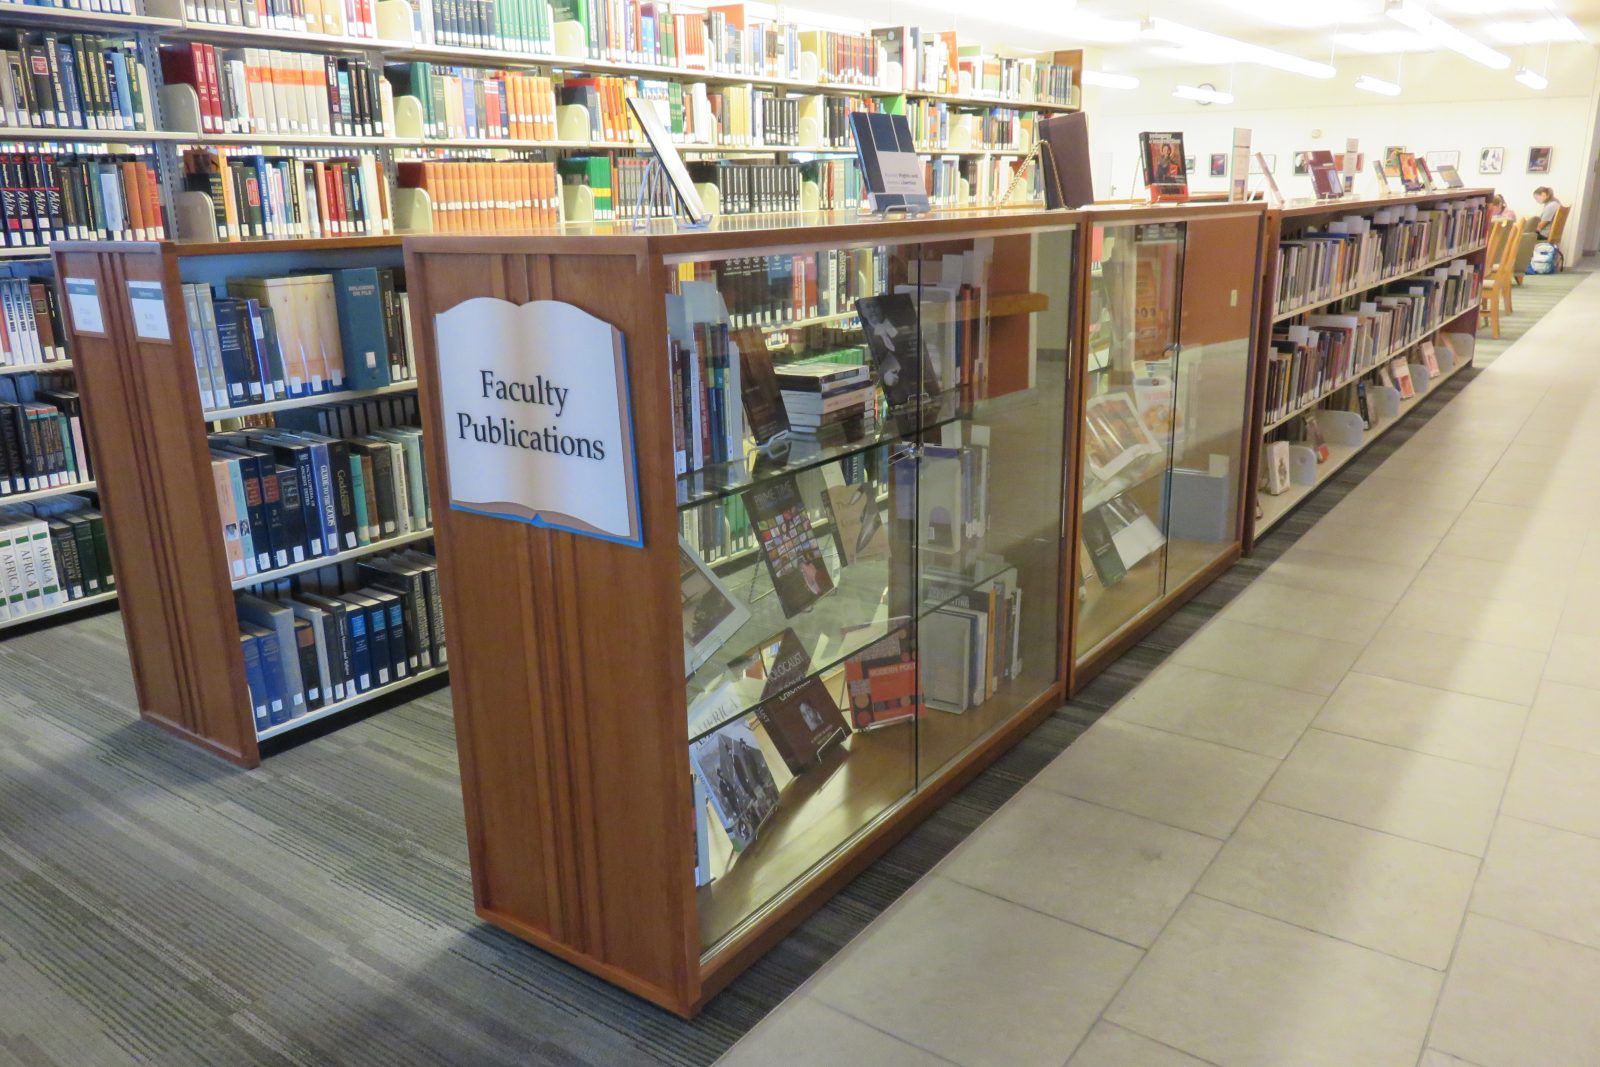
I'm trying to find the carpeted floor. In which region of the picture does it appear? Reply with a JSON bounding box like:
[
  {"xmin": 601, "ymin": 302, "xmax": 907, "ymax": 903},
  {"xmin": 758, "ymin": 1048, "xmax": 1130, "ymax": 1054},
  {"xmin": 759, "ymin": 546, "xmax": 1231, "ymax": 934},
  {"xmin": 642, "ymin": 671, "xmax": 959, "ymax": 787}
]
[
  {"xmin": 0, "ymin": 272, "xmax": 1583, "ymax": 1067},
  {"xmin": 1472, "ymin": 265, "xmax": 1590, "ymax": 365}
]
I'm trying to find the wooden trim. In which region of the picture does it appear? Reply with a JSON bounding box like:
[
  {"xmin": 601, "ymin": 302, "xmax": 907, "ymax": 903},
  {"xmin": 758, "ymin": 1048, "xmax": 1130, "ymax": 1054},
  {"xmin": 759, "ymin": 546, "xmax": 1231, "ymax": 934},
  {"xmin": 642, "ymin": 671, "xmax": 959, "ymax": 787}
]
[
  {"xmin": 1272, "ymin": 187, "xmax": 1495, "ymax": 219},
  {"xmin": 1070, "ymin": 549, "xmax": 1241, "ymax": 694},
  {"xmin": 1242, "ymin": 211, "xmax": 1283, "ymax": 552}
]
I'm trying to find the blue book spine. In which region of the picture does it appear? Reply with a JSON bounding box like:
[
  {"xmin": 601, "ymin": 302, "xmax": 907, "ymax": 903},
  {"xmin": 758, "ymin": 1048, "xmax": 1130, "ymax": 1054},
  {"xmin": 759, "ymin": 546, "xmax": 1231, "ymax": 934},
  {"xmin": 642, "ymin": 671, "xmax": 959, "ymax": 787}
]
[
  {"xmin": 385, "ymin": 599, "xmax": 407, "ymax": 677},
  {"xmin": 239, "ymin": 632, "xmax": 271, "ymax": 733},
  {"xmin": 344, "ymin": 603, "xmax": 371, "ymax": 691},
  {"xmin": 253, "ymin": 627, "xmax": 291, "ymax": 725},
  {"xmin": 107, "ymin": 45, "xmax": 132, "ymax": 129},
  {"xmin": 330, "ymin": 268, "xmax": 393, "ymax": 391}
]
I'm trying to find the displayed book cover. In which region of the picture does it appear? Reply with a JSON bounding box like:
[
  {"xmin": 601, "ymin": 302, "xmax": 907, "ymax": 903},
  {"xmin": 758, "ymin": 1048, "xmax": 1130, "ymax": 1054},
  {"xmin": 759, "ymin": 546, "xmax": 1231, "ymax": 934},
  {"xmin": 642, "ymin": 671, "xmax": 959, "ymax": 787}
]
[
  {"xmin": 1392, "ymin": 359, "xmax": 1416, "ymax": 399},
  {"xmin": 753, "ymin": 627, "xmax": 812, "ymax": 697},
  {"xmin": 1139, "ymin": 131, "xmax": 1188, "ymax": 198},
  {"xmin": 742, "ymin": 474, "xmax": 835, "ymax": 618},
  {"xmin": 855, "ymin": 292, "xmax": 942, "ymax": 408},
  {"xmin": 1038, "ymin": 111, "xmax": 1092, "ymax": 209},
  {"xmin": 1309, "ymin": 160, "xmax": 1343, "ymax": 199},
  {"xmin": 734, "ymin": 328, "xmax": 790, "ymax": 446},
  {"xmin": 690, "ymin": 719, "xmax": 780, "ymax": 853},
  {"xmin": 1372, "ymin": 160, "xmax": 1392, "ymax": 194},
  {"xmin": 1437, "ymin": 165, "xmax": 1464, "ymax": 189},
  {"xmin": 1303, "ymin": 413, "xmax": 1331, "ymax": 463},
  {"xmin": 1415, "ymin": 157, "xmax": 1436, "ymax": 189},
  {"xmin": 679, "ymin": 536, "xmax": 751, "ymax": 677},
  {"xmin": 755, "ymin": 675, "xmax": 849, "ymax": 774},
  {"xmin": 843, "ymin": 627, "xmax": 920, "ymax": 730},
  {"xmin": 1079, "ymin": 504, "xmax": 1126, "ymax": 588},
  {"xmin": 848, "ymin": 110, "xmax": 929, "ymax": 215},
  {"xmin": 823, "ymin": 481, "xmax": 888, "ymax": 565},
  {"xmin": 1399, "ymin": 152, "xmax": 1423, "ymax": 191},
  {"xmin": 1083, "ymin": 392, "xmax": 1163, "ymax": 482},
  {"xmin": 1420, "ymin": 340, "xmax": 1441, "ymax": 376},
  {"xmin": 1263, "ymin": 440, "xmax": 1292, "ymax": 495}
]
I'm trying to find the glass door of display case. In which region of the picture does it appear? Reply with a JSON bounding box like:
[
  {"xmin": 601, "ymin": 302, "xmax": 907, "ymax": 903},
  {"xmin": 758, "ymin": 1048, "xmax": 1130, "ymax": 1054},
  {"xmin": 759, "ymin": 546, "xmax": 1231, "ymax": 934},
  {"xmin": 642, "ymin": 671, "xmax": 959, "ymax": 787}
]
[{"xmin": 671, "ymin": 223, "xmax": 1075, "ymax": 956}]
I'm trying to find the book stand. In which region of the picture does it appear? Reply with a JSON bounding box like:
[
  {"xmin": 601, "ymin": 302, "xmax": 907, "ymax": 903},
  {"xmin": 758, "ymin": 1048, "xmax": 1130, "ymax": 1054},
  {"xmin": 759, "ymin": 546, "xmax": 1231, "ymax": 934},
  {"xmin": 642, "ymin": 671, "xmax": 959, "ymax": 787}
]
[
  {"xmin": 1000, "ymin": 143, "xmax": 1047, "ymax": 206},
  {"xmin": 633, "ymin": 152, "xmax": 714, "ymax": 232}
]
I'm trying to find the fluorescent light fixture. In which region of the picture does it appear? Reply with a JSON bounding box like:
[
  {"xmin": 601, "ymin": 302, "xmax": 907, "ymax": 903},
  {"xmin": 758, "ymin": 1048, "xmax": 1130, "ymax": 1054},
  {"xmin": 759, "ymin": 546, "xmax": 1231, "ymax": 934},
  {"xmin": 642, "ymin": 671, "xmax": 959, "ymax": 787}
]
[
  {"xmin": 1082, "ymin": 69, "xmax": 1140, "ymax": 90},
  {"xmin": 1355, "ymin": 74, "xmax": 1402, "ymax": 95},
  {"xmin": 1515, "ymin": 66, "xmax": 1550, "ymax": 89},
  {"xmin": 1484, "ymin": 16, "xmax": 1586, "ymax": 45},
  {"xmin": 1143, "ymin": 17, "xmax": 1337, "ymax": 79},
  {"xmin": 1173, "ymin": 84, "xmax": 1234, "ymax": 104},
  {"xmin": 1384, "ymin": 0, "xmax": 1511, "ymax": 69}
]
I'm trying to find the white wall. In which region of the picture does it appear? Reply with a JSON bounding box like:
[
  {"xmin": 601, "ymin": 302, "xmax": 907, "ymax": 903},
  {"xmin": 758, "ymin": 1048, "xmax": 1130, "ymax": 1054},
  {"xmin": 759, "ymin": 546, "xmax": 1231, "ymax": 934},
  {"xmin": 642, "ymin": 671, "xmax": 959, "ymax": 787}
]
[{"xmin": 1084, "ymin": 45, "xmax": 1600, "ymax": 259}]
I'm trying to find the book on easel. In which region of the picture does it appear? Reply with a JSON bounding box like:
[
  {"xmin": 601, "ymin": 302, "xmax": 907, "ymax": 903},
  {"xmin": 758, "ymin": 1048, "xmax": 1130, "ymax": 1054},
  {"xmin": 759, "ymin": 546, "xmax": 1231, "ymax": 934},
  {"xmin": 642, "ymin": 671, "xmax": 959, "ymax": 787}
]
[
  {"xmin": 1139, "ymin": 131, "xmax": 1188, "ymax": 202},
  {"xmin": 1038, "ymin": 111, "xmax": 1093, "ymax": 209}
]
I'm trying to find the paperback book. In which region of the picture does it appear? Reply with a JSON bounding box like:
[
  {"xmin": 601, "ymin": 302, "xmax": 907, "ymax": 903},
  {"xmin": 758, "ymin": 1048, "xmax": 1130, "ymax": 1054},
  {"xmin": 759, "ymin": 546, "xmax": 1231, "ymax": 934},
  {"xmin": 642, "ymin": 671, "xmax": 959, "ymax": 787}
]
[
  {"xmin": 1139, "ymin": 131, "xmax": 1188, "ymax": 199},
  {"xmin": 691, "ymin": 719, "xmax": 780, "ymax": 853},
  {"xmin": 742, "ymin": 474, "xmax": 834, "ymax": 617},
  {"xmin": 855, "ymin": 292, "xmax": 942, "ymax": 408},
  {"xmin": 679, "ymin": 536, "xmax": 751, "ymax": 676},
  {"xmin": 754, "ymin": 675, "xmax": 848, "ymax": 774}
]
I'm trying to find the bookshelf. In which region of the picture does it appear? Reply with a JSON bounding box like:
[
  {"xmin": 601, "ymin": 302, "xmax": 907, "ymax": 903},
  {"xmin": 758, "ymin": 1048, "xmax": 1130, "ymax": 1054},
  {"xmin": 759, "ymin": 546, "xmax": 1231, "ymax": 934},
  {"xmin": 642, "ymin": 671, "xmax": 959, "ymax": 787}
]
[
  {"xmin": 53, "ymin": 234, "xmax": 443, "ymax": 765},
  {"xmin": 403, "ymin": 208, "xmax": 1084, "ymax": 1017},
  {"xmin": 1068, "ymin": 202, "xmax": 1269, "ymax": 686},
  {"xmin": 1245, "ymin": 189, "xmax": 1491, "ymax": 547}
]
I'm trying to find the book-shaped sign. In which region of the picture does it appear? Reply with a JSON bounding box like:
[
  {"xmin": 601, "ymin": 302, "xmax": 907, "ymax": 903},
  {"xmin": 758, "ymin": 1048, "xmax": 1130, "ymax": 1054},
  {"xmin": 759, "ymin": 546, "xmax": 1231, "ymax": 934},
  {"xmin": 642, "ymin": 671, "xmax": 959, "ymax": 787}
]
[
  {"xmin": 435, "ymin": 297, "xmax": 643, "ymax": 546},
  {"xmin": 849, "ymin": 111, "xmax": 929, "ymax": 215}
]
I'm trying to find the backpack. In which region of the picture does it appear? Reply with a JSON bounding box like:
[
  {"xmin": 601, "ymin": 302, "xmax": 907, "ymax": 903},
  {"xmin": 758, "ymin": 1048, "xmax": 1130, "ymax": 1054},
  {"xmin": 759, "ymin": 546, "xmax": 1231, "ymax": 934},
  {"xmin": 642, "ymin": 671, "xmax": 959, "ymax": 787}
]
[{"xmin": 1530, "ymin": 242, "xmax": 1562, "ymax": 274}]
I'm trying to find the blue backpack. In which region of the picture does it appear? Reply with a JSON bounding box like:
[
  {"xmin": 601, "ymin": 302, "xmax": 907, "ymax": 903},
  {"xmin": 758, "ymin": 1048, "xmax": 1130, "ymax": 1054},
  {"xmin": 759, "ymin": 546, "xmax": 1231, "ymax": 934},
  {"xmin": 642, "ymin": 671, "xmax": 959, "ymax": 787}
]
[{"xmin": 1530, "ymin": 242, "xmax": 1562, "ymax": 274}]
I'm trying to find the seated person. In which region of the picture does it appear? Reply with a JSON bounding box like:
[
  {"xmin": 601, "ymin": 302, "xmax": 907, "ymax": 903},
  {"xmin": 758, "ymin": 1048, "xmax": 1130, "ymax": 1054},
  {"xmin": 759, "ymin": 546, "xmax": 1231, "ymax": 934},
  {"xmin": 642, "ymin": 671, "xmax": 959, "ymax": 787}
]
[
  {"xmin": 1533, "ymin": 187, "xmax": 1562, "ymax": 238},
  {"xmin": 1491, "ymin": 194, "xmax": 1517, "ymax": 222}
]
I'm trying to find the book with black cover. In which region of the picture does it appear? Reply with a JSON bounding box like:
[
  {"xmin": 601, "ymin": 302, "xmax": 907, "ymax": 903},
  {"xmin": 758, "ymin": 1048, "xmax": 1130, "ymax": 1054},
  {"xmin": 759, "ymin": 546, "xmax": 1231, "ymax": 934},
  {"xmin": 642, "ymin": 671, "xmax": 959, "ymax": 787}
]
[
  {"xmin": 855, "ymin": 292, "xmax": 941, "ymax": 408},
  {"xmin": 743, "ymin": 474, "xmax": 834, "ymax": 618},
  {"xmin": 755, "ymin": 675, "xmax": 848, "ymax": 774},
  {"xmin": 734, "ymin": 328, "xmax": 790, "ymax": 446},
  {"xmin": 1038, "ymin": 111, "xmax": 1092, "ymax": 209},
  {"xmin": 848, "ymin": 110, "xmax": 929, "ymax": 214}
]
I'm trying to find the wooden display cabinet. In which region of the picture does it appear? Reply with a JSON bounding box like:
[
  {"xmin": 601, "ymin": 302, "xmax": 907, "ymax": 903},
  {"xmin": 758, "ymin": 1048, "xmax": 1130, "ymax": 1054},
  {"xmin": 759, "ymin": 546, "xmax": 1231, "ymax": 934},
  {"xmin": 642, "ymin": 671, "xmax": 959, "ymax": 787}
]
[{"xmin": 403, "ymin": 209, "xmax": 1084, "ymax": 1016}]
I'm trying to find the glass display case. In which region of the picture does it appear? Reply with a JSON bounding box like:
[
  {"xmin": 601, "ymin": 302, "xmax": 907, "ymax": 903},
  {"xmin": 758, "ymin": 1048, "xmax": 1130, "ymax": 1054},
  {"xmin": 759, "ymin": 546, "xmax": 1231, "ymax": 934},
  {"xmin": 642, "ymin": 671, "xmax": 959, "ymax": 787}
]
[
  {"xmin": 1073, "ymin": 209, "xmax": 1261, "ymax": 671},
  {"xmin": 668, "ymin": 223, "xmax": 1076, "ymax": 952}
]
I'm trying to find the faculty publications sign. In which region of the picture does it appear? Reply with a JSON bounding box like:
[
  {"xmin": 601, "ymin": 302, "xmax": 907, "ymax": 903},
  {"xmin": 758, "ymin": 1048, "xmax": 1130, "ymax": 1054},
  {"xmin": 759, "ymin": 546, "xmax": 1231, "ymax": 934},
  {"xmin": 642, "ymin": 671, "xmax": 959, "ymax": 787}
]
[{"xmin": 435, "ymin": 298, "xmax": 643, "ymax": 547}]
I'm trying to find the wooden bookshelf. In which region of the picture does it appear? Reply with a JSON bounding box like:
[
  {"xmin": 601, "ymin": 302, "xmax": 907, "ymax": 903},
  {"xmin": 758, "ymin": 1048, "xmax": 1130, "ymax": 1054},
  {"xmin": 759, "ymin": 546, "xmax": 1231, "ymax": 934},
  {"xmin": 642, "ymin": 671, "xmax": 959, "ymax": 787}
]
[
  {"xmin": 1244, "ymin": 188, "xmax": 1492, "ymax": 549},
  {"xmin": 52, "ymin": 236, "xmax": 439, "ymax": 766}
]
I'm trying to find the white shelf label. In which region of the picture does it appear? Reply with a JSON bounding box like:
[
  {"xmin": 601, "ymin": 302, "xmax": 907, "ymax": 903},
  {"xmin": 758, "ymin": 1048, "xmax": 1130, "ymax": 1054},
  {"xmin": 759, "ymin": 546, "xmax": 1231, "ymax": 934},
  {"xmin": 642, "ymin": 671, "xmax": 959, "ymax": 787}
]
[
  {"xmin": 127, "ymin": 280, "xmax": 170, "ymax": 341},
  {"xmin": 64, "ymin": 277, "xmax": 103, "ymax": 334}
]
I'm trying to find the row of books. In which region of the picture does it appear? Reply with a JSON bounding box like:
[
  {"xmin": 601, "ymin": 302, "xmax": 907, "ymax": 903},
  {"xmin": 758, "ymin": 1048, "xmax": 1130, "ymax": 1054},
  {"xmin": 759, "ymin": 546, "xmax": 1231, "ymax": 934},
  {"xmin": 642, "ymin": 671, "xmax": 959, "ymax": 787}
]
[
  {"xmin": 16, "ymin": 0, "xmax": 136, "ymax": 14},
  {"xmin": 0, "ymin": 32, "xmax": 152, "ymax": 132},
  {"xmin": 181, "ymin": 148, "xmax": 390, "ymax": 239},
  {"xmin": 0, "ymin": 152, "xmax": 162, "ymax": 246},
  {"xmin": 395, "ymin": 159, "xmax": 561, "ymax": 230},
  {"xmin": 179, "ymin": 266, "xmax": 414, "ymax": 411},
  {"xmin": 391, "ymin": 64, "xmax": 560, "ymax": 141},
  {"xmin": 0, "ymin": 499, "xmax": 111, "ymax": 621},
  {"xmin": 184, "ymin": 0, "xmax": 381, "ymax": 38},
  {"xmin": 208, "ymin": 410, "xmax": 428, "ymax": 582},
  {"xmin": 683, "ymin": 245, "xmax": 886, "ymax": 330},
  {"xmin": 159, "ymin": 43, "xmax": 391, "ymax": 138},
  {"xmin": 905, "ymin": 98, "xmax": 1036, "ymax": 151},
  {"xmin": 1274, "ymin": 196, "xmax": 1488, "ymax": 314},
  {"xmin": 0, "ymin": 277, "xmax": 67, "ymax": 369},
  {"xmin": 1266, "ymin": 262, "xmax": 1480, "ymax": 424},
  {"xmin": 872, "ymin": 27, "xmax": 1075, "ymax": 104},
  {"xmin": 236, "ymin": 547, "xmax": 443, "ymax": 732},
  {"xmin": 0, "ymin": 374, "xmax": 88, "ymax": 498},
  {"xmin": 804, "ymin": 157, "xmax": 863, "ymax": 210}
]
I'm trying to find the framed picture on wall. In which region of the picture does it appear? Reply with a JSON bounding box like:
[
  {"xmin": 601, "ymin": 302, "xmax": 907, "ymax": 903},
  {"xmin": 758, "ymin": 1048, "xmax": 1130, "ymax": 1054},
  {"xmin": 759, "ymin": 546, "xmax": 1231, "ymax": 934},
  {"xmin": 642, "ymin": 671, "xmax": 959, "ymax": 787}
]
[
  {"xmin": 1528, "ymin": 146, "xmax": 1553, "ymax": 173},
  {"xmin": 1480, "ymin": 147, "xmax": 1504, "ymax": 174},
  {"xmin": 1292, "ymin": 151, "xmax": 1312, "ymax": 176},
  {"xmin": 1210, "ymin": 153, "xmax": 1227, "ymax": 176},
  {"xmin": 1425, "ymin": 150, "xmax": 1460, "ymax": 171},
  {"xmin": 1185, "ymin": 155, "xmax": 1196, "ymax": 174}
]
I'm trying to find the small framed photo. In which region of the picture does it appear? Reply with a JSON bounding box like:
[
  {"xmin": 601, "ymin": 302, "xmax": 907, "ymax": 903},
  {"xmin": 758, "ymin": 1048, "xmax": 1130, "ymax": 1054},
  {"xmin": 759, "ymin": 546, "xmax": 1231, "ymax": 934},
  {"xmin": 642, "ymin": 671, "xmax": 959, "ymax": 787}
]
[
  {"xmin": 1185, "ymin": 155, "xmax": 1196, "ymax": 174},
  {"xmin": 1210, "ymin": 153, "xmax": 1226, "ymax": 176},
  {"xmin": 1528, "ymin": 146, "xmax": 1553, "ymax": 174},
  {"xmin": 1292, "ymin": 151, "xmax": 1312, "ymax": 176},
  {"xmin": 1480, "ymin": 147, "xmax": 1504, "ymax": 175}
]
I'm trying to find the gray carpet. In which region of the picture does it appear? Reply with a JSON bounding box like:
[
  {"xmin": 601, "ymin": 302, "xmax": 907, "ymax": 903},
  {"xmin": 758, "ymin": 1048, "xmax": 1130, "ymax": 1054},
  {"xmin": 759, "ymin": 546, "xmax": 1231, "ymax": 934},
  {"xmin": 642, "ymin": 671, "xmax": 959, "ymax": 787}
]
[
  {"xmin": 1473, "ymin": 264, "xmax": 1590, "ymax": 366},
  {"xmin": 0, "ymin": 276, "xmax": 1583, "ymax": 1067}
]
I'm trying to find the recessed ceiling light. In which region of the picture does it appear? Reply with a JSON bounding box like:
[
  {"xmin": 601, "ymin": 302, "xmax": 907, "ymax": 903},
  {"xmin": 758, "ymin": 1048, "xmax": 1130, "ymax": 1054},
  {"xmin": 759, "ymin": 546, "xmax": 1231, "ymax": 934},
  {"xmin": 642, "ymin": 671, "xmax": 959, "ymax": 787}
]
[
  {"xmin": 1355, "ymin": 74, "xmax": 1403, "ymax": 95},
  {"xmin": 1515, "ymin": 66, "xmax": 1550, "ymax": 89},
  {"xmin": 1384, "ymin": 0, "xmax": 1511, "ymax": 69}
]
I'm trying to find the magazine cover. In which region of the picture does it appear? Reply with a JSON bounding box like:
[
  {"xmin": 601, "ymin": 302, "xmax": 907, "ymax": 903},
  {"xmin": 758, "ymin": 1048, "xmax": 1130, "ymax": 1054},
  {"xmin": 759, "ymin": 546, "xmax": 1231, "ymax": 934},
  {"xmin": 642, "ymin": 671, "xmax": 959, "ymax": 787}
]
[
  {"xmin": 855, "ymin": 293, "xmax": 942, "ymax": 408},
  {"xmin": 691, "ymin": 720, "xmax": 780, "ymax": 852},
  {"xmin": 742, "ymin": 474, "xmax": 835, "ymax": 618}
]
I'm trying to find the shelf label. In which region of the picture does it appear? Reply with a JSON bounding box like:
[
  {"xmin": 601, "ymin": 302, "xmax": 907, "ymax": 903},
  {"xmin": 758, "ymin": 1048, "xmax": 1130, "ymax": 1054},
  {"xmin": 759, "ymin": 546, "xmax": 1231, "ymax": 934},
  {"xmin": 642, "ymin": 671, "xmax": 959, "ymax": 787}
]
[
  {"xmin": 435, "ymin": 297, "xmax": 642, "ymax": 548},
  {"xmin": 64, "ymin": 277, "xmax": 103, "ymax": 334},
  {"xmin": 126, "ymin": 281, "xmax": 170, "ymax": 341}
]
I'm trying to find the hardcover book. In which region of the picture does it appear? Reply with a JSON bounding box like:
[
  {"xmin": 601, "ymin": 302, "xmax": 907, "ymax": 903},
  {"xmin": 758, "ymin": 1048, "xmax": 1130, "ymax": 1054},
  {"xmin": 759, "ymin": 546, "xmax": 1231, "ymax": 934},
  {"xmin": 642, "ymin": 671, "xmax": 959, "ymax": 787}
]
[
  {"xmin": 679, "ymin": 536, "xmax": 751, "ymax": 677},
  {"xmin": 742, "ymin": 474, "xmax": 834, "ymax": 618},
  {"xmin": 755, "ymin": 675, "xmax": 848, "ymax": 774},
  {"xmin": 733, "ymin": 328, "xmax": 790, "ymax": 446},
  {"xmin": 848, "ymin": 110, "xmax": 928, "ymax": 214},
  {"xmin": 690, "ymin": 719, "xmax": 780, "ymax": 853},
  {"xmin": 1082, "ymin": 392, "xmax": 1163, "ymax": 481},
  {"xmin": 1139, "ymin": 131, "xmax": 1188, "ymax": 199},
  {"xmin": 855, "ymin": 292, "xmax": 941, "ymax": 408},
  {"xmin": 823, "ymin": 481, "xmax": 887, "ymax": 565},
  {"xmin": 1038, "ymin": 111, "xmax": 1092, "ymax": 209},
  {"xmin": 843, "ymin": 627, "xmax": 920, "ymax": 730}
]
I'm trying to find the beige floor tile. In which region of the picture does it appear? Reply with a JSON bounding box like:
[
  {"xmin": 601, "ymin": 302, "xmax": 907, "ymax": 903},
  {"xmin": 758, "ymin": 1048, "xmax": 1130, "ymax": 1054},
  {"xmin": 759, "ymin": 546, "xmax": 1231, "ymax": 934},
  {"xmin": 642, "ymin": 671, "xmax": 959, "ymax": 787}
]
[
  {"xmin": 1109, "ymin": 663, "xmax": 1325, "ymax": 759},
  {"xmin": 1218, "ymin": 581, "xmax": 1394, "ymax": 646},
  {"xmin": 1265, "ymin": 729, "xmax": 1505, "ymax": 855},
  {"xmin": 1066, "ymin": 1023, "xmax": 1213, "ymax": 1067},
  {"xmin": 1171, "ymin": 618, "xmax": 1364, "ymax": 697},
  {"xmin": 1385, "ymin": 586, "xmax": 1558, "ymax": 653},
  {"xmin": 1290, "ymin": 519, "xmax": 1442, "ymax": 568},
  {"xmin": 1542, "ymin": 631, "xmax": 1600, "ymax": 691},
  {"xmin": 1451, "ymin": 499, "xmax": 1594, "ymax": 544},
  {"xmin": 1314, "ymin": 673, "xmax": 1527, "ymax": 769},
  {"xmin": 1472, "ymin": 816, "xmax": 1600, "ymax": 951},
  {"xmin": 1341, "ymin": 475, "xmax": 1480, "ymax": 512},
  {"xmin": 1503, "ymin": 740, "xmax": 1600, "ymax": 840},
  {"xmin": 1525, "ymin": 680, "xmax": 1600, "ymax": 756},
  {"xmin": 1323, "ymin": 496, "xmax": 1463, "ymax": 539},
  {"xmin": 1197, "ymin": 801, "xmax": 1478, "ymax": 969},
  {"xmin": 1258, "ymin": 547, "xmax": 1420, "ymax": 604},
  {"xmin": 716, "ymin": 998, "xmax": 954, "ymax": 1067},
  {"xmin": 1434, "ymin": 522, "xmax": 1584, "ymax": 570},
  {"xmin": 940, "ymin": 788, "xmax": 1218, "ymax": 948},
  {"xmin": 1411, "ymin": 553, "xmax": 1569, "ymax": 608},
  {"xmin": 1421, "ymin": 1051, "xmax": 1489, "ymax": 1067},
  {"xmin": 809, "ymin": 877, "xmax": 1140, "ymax": 1067},
  {"xmin": 1033, "ymin": 720, "xmax": 1276, "ymax": 838},
  {"xmin": 1353, "ymin": 623, "xmax": 1545, "ymax": 706},
  {"xmin": 1556, "ymin": 580, "xmax": 1600, "ymax": 637},
  {"xmin": 1105, "ymin": 897, "xmax": 1441, "ymax": 1067},
  {"xmin": 1366, "ymin": 462, "xmax": 1490, "ymax": 491},
  {"xmin": 1431, "ymin": 915, "xmax": 1600, "ymax": 1067}
]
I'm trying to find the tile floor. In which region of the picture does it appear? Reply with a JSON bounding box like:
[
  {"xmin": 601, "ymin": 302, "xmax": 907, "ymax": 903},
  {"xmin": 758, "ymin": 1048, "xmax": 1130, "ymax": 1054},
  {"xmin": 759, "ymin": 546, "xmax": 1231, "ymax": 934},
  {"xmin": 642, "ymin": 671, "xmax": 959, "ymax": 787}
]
[{"xmin": 716, "ymin": 273, "xmax": 1600, "ymax": 1067}]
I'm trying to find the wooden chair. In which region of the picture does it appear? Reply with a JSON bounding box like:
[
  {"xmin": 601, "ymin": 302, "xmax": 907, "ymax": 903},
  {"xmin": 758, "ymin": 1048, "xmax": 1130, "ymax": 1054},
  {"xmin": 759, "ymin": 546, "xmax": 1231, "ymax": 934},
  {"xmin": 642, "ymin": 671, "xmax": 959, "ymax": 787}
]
[
  {"xmin": 1512, "ymin": 216, "xmax": 1539, "ymax": 286},
  {"xmin": 1480, "ymin": 217, "xmax": 1519, "ymax": 339},
  {"xmin": 1547, "ymin": 204, "xmax": 1572, "ymax": 268}
]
